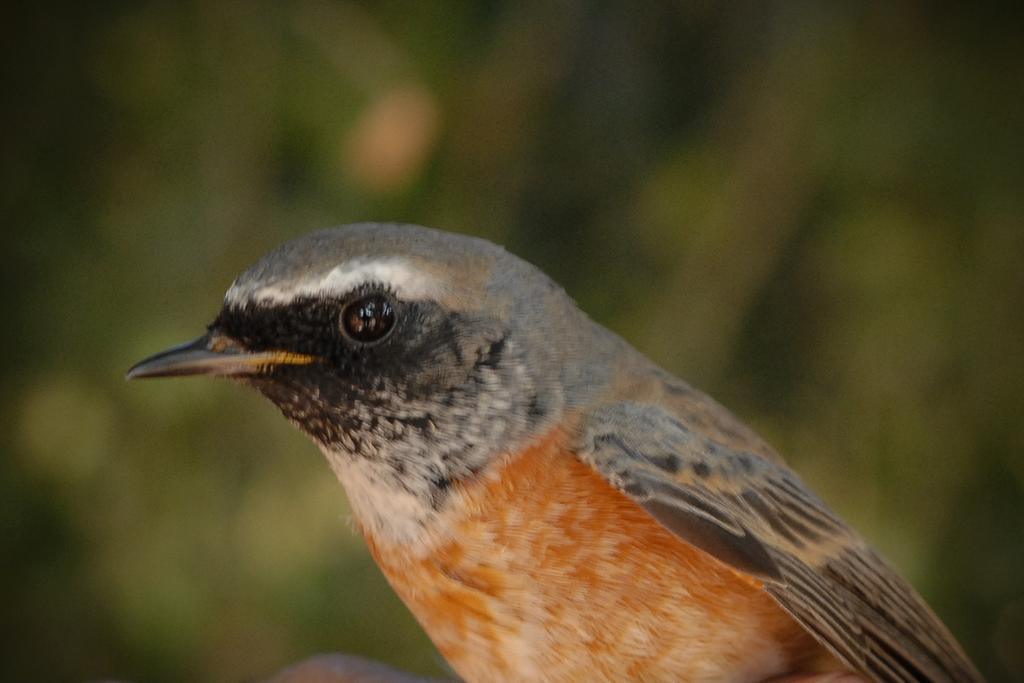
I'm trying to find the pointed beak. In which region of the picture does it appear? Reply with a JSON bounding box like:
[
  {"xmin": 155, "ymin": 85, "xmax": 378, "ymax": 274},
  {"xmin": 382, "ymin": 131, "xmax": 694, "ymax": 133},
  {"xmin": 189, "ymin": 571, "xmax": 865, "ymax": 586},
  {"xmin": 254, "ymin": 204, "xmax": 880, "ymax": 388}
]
[{"xmin": 126, "ymin": 332, "xmax": 317, "ymax": 380}]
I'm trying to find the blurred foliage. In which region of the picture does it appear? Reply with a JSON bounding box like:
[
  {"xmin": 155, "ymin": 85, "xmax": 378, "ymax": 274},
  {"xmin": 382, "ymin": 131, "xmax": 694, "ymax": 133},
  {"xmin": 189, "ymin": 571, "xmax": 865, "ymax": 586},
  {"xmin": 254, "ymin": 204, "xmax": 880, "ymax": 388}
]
[{"xmin": 2, "ymin": 2, "xmax": 1023, "ymax": 681}]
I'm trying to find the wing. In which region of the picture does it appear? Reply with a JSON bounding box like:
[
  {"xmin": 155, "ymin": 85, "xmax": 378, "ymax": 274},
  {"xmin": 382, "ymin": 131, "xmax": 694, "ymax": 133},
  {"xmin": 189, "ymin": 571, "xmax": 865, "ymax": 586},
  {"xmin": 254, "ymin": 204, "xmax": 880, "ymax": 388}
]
[{"xmin": 578, "ymin": 402, "xmax": 983, "ymax": 683}]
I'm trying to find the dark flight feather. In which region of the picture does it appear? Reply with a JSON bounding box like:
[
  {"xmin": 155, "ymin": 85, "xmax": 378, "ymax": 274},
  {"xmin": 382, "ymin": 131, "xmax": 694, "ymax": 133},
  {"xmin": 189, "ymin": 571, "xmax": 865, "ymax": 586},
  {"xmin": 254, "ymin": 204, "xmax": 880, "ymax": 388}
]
[{"xmin": 580, "ymin": 402, "xmax": 983, "ymax": 683}]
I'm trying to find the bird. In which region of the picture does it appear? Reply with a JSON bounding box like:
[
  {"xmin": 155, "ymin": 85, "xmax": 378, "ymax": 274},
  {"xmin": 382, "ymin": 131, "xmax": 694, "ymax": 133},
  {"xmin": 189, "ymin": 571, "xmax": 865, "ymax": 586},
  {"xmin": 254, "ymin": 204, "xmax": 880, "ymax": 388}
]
[{"xmin": 128, "ymin": 223, "xmax": 982, "ymax": 683}]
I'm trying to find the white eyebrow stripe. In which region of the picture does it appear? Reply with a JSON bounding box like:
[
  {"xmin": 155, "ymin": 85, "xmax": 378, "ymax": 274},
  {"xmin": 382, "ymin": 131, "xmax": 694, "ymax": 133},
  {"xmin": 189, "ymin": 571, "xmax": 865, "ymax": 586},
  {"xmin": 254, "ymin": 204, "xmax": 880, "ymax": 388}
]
[{"xmin": 224, "ymin": 257, "xmax": 435, "ymax": 305}]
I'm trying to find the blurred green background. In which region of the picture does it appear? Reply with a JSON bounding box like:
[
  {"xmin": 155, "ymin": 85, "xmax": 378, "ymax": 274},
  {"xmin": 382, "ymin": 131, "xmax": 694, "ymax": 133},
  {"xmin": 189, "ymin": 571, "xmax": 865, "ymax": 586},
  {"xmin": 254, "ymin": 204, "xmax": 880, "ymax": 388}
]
[{"xmin": 3, "ymin": 2, "xmax": 1023, "ymax": 681}]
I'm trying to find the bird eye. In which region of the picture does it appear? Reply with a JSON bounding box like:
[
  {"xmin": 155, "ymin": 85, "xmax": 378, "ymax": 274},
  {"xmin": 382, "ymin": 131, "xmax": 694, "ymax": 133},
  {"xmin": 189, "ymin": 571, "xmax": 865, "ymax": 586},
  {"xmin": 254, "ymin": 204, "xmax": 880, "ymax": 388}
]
[{"xmin": 340, "ymin": 294, "xmax": 396, "ymax": 343}]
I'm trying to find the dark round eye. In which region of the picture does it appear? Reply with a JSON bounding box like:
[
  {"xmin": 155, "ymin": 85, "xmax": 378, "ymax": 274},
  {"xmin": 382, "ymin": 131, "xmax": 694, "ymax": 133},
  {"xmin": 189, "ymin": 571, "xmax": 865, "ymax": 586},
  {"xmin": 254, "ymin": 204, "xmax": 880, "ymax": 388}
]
[{"xmin": 340, "ymin": 294, "xmax": 396, "ymax": 343}]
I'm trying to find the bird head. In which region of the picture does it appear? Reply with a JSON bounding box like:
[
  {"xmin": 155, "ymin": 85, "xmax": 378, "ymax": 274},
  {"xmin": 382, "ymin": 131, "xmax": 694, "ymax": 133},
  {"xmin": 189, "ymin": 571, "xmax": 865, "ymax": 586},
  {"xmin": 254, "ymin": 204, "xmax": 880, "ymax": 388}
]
[{"xmin": 129, "ymin": 223, "xmax": 617, "ymax": 542}]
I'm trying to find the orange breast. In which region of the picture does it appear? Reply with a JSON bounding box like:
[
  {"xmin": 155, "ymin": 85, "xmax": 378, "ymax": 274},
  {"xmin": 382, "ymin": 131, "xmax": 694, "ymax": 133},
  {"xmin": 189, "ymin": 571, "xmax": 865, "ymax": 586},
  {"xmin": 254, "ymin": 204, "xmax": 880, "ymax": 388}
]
[{"xmin": 365, "ymin": 428, "xmax": 835, "ymax": 682}]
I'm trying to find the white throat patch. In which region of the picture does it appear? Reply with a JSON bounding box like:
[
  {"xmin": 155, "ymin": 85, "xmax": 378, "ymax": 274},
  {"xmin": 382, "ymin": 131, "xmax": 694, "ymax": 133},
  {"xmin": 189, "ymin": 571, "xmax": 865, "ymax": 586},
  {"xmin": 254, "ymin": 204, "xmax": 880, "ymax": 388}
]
[
  {"xmin": 321, "ymin": 444, "xmax": 460, "ymax": 554},
  {"xmin": 225, "ymin": 257, "xmax": 435, "ymax": 305}
]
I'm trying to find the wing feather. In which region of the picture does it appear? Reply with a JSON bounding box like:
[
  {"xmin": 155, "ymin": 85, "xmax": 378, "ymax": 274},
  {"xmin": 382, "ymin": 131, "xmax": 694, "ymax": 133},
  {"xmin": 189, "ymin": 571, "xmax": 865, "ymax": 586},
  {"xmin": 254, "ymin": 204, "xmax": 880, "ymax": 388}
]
[{"xmin": 579, "ymin": 402, "xmax": 983, "ymax": 683}]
